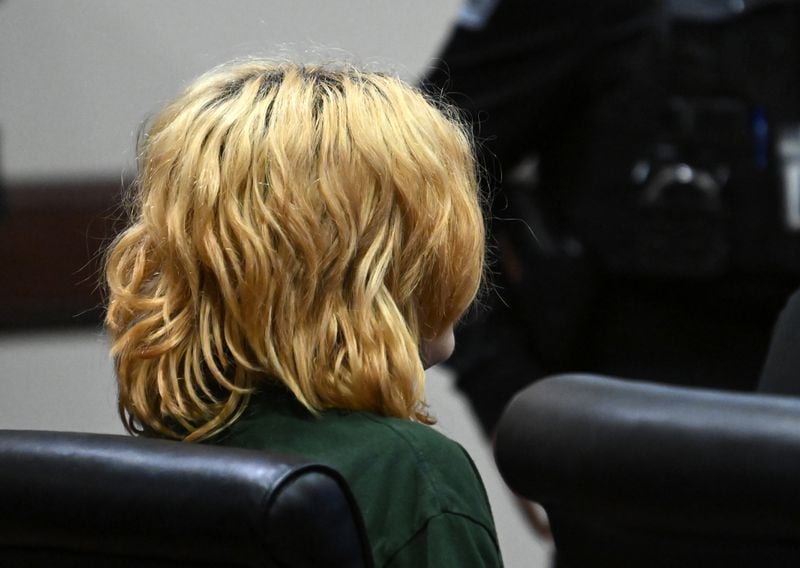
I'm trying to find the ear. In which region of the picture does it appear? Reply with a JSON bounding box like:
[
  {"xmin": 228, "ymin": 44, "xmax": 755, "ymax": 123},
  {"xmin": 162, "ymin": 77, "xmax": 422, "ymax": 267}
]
[{"xmin": 419, "ymin": 326, "xmax": 455, "ymax": 369}]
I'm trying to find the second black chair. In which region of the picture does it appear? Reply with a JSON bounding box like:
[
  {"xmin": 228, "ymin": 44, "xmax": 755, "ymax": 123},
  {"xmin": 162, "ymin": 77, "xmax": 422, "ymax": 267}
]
[{"xmin": 495, "ymin": 373, "xmax": 800, "ymax": 568}]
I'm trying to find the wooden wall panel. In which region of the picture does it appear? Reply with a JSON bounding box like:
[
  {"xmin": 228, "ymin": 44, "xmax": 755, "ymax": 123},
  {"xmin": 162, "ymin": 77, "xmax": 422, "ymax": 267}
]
[{"xmin": 0, "ymin": 180, "xmax": 125, "ymax": 328}]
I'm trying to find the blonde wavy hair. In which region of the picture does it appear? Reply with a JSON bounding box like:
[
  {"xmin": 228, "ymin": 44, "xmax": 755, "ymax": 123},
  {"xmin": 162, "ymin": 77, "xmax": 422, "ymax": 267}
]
[{"xmin": 105, "ymin": 61, "xmax": 485, "ymax": 441}]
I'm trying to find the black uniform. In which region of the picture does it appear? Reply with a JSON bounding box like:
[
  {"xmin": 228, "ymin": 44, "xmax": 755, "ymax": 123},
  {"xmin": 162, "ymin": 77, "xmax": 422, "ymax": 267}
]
[{"xmin": 422, "ymin": 0, "xmax": 800, "ymax": 434}]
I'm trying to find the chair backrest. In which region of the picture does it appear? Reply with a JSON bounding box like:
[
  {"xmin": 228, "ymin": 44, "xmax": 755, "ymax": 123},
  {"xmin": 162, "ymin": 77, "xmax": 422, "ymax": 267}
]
[
  {"xmin": 760, "ymin": 287, "xmax": 800, "ymax": 395},
  {"xmin": 0, "ymin": 429, "xmax": 373, "ymax": 567},
  {"xmin": 494, "ymin": 373, "xmax": 800, "ymax": 568}
]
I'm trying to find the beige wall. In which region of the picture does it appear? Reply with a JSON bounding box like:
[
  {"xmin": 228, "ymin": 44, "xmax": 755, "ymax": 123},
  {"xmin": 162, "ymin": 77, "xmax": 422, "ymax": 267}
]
[{"xmin": 0, "ymin": 0, "xmax": 458, "ymax": 180}]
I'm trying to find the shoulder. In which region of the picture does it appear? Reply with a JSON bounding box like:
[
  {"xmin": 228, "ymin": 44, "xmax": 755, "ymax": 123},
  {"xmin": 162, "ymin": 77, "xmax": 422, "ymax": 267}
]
[
  {"xmin": 354, "ymin": 413, "xmax": 495, "ymax": 521},
  {"xmin": 350, "ymin": 412, "xmax": 476, "ymax": 478},
  {"xmin": 359, "ymin": 413, "xmax": 471, "ymax": 465},
  {"xmin": 353, "ymin": 415, "xmax": 502, "ymax": 566}
]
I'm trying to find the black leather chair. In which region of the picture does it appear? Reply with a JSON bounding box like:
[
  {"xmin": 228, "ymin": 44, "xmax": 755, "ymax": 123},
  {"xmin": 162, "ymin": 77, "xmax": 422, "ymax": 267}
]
[
  {"xmin": 494, "ymin": 373, "xmax": 800, "ymax": 568},
  {"xmin": 0, "ymin": 429, "xmax": 373, "ymax": 567},
  {"xmin": 760, "ymin": 287, "xmax": 800, "ymax": 395}
]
